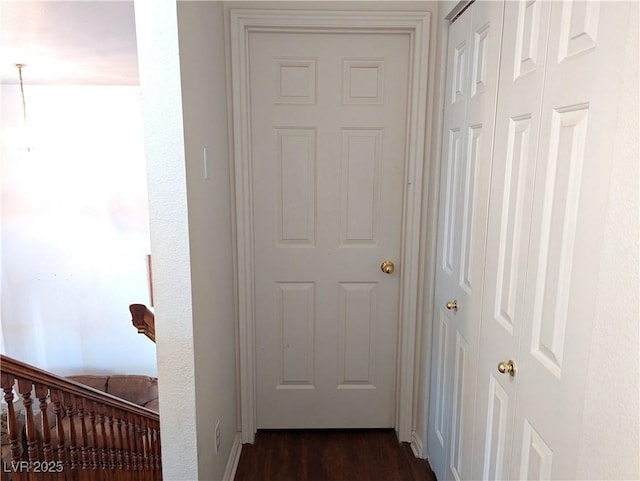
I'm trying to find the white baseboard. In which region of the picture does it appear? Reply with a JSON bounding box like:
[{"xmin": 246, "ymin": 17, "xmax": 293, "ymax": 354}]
[
  {"xmin": 223, "ymin": 432, "xmax": 242, "ymax": 481},
  {"xmin": 410, "ymin": 430, "xmax": 424, "ymax": 459}
]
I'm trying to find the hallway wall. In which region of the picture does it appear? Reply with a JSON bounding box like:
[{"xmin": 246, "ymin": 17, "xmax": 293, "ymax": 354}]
[
  {"xmin": 576, "ymin": 4, "xmax": 639, "ymax": 478},
  {"xmin": 178, "ymin": 2, "xmax": 239, "ymax": 479},
  {"xmin": 135, "ymin": 1, "xmax": 238, "ymax": 480}
]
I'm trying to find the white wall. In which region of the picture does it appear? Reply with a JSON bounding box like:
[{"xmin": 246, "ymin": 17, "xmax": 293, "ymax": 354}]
[
  {"xmin": 135, "ymin": 1, "xmax": 239, "ymax": 480},
  {"xmin": 177, "ymin": 2, "xmax": 239, "ymax": 479},
  {"xmin": 134, "ymin": 1, "xmax": 199, "ymax": 479},
  {"xmin": 577, "ymin": 4, "xmax": 639, "ymax": 479},
  {"xmin": 0, "ymin": 84, "xmax": 156, "ymax": 377}
]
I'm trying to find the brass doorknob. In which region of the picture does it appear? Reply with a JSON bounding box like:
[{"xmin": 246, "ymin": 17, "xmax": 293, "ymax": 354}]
[
  {"xmin": 498, "ymin": 360, "xmax": 516, "ymax": 377},
  {"xmin": 446, "ymin": 300, "xmax": 458, "ymax": 311},
  {"xmin": 380, "ymin": 260, "xmax": 395, "ymax": 274}
]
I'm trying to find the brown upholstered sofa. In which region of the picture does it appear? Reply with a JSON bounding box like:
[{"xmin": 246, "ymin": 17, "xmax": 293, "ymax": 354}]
[{"xmin": 66, "ymin": 374, "xmax": 159, "ymax": 412}]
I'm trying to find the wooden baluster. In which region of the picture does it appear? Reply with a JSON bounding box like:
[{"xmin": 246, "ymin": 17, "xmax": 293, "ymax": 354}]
[
  {"xmin": 17, "ymin": 378, "xmax": 39, "ymax": 481},
  {"xmin": 35, "ymin": 383, "xmax": 54, "ymax": 481},
  {"xmin": 131, "ymin": 416, "xmax": 139, "ymax": 481},
  {"xmin": 127, "ymin": 417, "xmax": 135, "ymax": 475},
  {"xmin": 142, "ymin": 418, "xmax": 152, "ymax": 481},
  {"xmin": 115, "ymin": 413, "xmax": 124, "ymax": 474},
  {"xmin": 151, "ymin": 423, "xmax": 159, "ymax": 481},
  {"xmin": 75, "ymin": 398, "xmax": 90, "ymax": 481},
  {"xmin": 143, "ymin": 419, "xmax": 151, "ymax": 481},
  {"xmin": 85, "ymin": 403, "xmax": 98, "ymax": 480},
  {"xmin": 130, "ymin": 417, "xmax": 139, "ymax": 474},
  {"xmin": 137, "ymin": 418, "xmax": 145, "ymax": 479},
  {"xmin": 153, "ymin": 426, "xmax": 160, "ymax": 474},
  {"xmin": 156, "ymin": 421, "xmax": 162, "ymax": 473},
  {"xmin": 101, "ymin": 409, "xmax": 109, "ymax": 472},
  {"xmin": 148, "ymin": 424, "xmax": 157, "ymax": 477},
  {"xmin": 139, "ymin": 420, "xmax": 147, "ymax": 481},
  {"xmin": 50, "ymin": 390, "xmax": 68, "ymax": 481},
  {"xmin": 149, "ymin": 422, "xmax": 157, "ymax": 481},
  {"xmin": 155, "ymin": 423, "xmax": 161, "ymax": 475},
  {"xmin": 1, "ymin": 374, "xmax": 25, "ymax": 481},
  {"xmin": 145, "ymin": 418, "xmax": 156, "ymax": 480},
  {"xmin": 96, "ymin": 404, "xmax": 108, "ymax": 477},
  {"xmin": 121, "ymin": 416, "xmax": 131, "ymax": 481},
  {"xmin": 63, "ymin": 393, "xmax": 79, "ymax": 481},
  {"xmin": 107, "ymin": 408, "xmax": 117, "ymax": 472},
  {"xmin": 145, "ymin": 421, "xmax": 153, "ymax": 481},
  {"xmin": 141, "ymin": 419, "xmax": 149, "ymax": 481}
]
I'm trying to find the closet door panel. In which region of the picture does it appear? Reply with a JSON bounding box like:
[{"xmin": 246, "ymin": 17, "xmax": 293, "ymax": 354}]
[
  {"xmin": 471, "ymin": 1, "xmax": 552, "ymax": 478},
  {"xmin": 428, "ymin": 12, "xmax": 470, "ymax": 481},
  {"xmin": 429, "ymin": 3, "xmax": 504, "ymax": 480},
  {"xmin": 511, "ymin": 2, "xmax": 632, "ymax": 479}
]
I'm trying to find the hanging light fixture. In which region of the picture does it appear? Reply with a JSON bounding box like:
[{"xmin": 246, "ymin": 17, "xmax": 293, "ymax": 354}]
[{"xmin": 15, "ymin": 62, "xmax": 33, "ymax": 152}]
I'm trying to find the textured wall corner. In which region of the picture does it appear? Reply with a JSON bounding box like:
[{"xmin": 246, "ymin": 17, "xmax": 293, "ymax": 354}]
[
  {"xmin": 134, "ymin": 0, "xmax": 199, "ymax": 479},
  {"xmin": 577, "ymin": 5, "xmax": 640, "ymax": 479}
]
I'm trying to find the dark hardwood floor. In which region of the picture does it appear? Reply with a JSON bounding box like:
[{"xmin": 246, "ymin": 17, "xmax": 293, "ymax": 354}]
[{"xmin": 234, "ymin": 429, "xmax": 437, "ymax": 481}]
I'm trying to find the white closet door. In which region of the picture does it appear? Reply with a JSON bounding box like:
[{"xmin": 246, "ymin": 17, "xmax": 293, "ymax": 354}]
[
  {"xmin": 472, "ymin": 1, "xmax": 632, "ymax": 479},
  {"xmin": 510, "ymin": 2, "xmax": 631, "ymax": 479},
  {"xmin": 471, "ymin": 1, "xmax": 552, "ymax": 478},
  {"xmin": 428, "ymin": 11, "xmax": 469, "ymax": 479},
  {"xmin": 428, "ymin": 2, "xmax": 504, "ymax": 480}
]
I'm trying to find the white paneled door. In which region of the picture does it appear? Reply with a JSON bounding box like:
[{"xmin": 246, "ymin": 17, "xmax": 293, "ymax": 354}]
[
  {"xmin": 250, "ymin": 32, "xmax": 410, "ymax": 428},
  {"xmin": 474, "ymin": 2, "xmax": 632, "ymax": 479},
  {"xmin": 431, "ymin": 0, "xmax": 632, "ymax": 480},
  {"xmin": 471, "ymin": 1, "xmax": 553, "ymax": 478},
  {"xmin": 428, "ymin": 2, "xmax": 504, "ymax": 480}
]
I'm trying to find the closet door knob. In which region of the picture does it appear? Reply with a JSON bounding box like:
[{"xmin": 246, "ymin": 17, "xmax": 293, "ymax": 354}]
[
  {"xmin": 446, "ymin": 300, "xmax": 458, "ymax": 311},
  {"xmin": 498, "ymin": 360, "xmax": 516, "ymax": 377}
]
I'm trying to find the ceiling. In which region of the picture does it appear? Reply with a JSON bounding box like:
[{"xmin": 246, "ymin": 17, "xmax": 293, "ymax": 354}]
[{"xmin": 0, "ymin": 1, "xmax": 139, "ymax": 85}]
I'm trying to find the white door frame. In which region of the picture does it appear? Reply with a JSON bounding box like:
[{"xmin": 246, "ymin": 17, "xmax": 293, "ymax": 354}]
[{"xmin": 229, "ymin": 8, "xmax": 431, "ymax": 444}]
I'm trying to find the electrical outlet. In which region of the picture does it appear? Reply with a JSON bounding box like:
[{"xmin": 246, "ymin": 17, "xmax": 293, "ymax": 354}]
[{"xmin": 215, "ymin": 420, "xmax": 221, "ymax": 454}]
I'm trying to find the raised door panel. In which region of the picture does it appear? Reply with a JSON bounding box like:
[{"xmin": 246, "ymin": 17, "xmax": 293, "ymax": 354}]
[
  {"xmin": 342, "ymin": 59, "xmax": 385, "ymax": 105},
  {"xmin": 442, "ymin": 128, "xmax": 463, "ymax": 277},
  {"xmin": 276, "ymin": 282, "xmax": 316, "ymax": 388},
  {"xmin": 458, "ymin": 125, "xmax": 481, "ymax": 295},
  {"xmin": 274, "ymin": 58, "xmax": 317, "ymax": 105},
  {"xmin": 276, "ymin": 128, "xmax": 317, "ymax": 246},
  {"xmin": 510, "ymin": 3, "xmax": 632, "ymax": 478},
  {"xmin": 529, "ymin": 106, "xmax": 588, "ymax": 378},
  {"xmin": 337, "ymin": 282, "xmax": 378, "ymax": 388},
  {"xmin": 448, "ymin": 331, "xmax": 468, "ymax": 480},
  {"xmin": 482, "ymin": 375, "xmax": 511, "ymax": 481},
  {"xmin": 518, "ymin": 420, "xmax": 553, "ymax": 480},
  {"xmin": 494, "ymin": 115, "xmax": 534, "ymax": 336},
  {"xmin": 340, "ymin": 129, "xmax": 382, "ymax": 245},
  {"xmin": 471, "ymin": 1, "xmax": 552, "ymax": 478}
]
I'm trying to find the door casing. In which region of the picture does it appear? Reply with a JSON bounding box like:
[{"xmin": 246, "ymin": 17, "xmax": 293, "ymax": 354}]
[{"xmin": 228, "ymin": 8, "xmax": 432, "ymax": 444}]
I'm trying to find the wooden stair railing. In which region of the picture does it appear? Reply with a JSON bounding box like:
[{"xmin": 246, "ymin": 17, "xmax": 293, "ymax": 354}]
[
  {"xmin": 129, "ymin": 304, "xmax": 155, "ymax": 343},
  {"xmin": 0, "ymin": 355, "xmax": 161, "ymax": 481}
]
